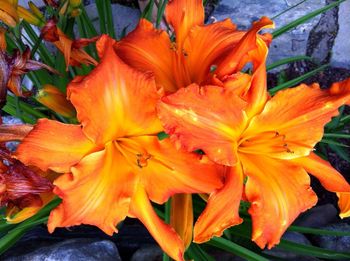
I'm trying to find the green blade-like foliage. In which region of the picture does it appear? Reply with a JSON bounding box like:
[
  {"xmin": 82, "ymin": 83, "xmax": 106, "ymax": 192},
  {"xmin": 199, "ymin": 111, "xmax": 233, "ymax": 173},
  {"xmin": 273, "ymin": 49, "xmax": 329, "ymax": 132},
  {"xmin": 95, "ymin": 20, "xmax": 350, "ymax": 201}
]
[
  {"xmin": 269, "ymin": 64, "xmax": 329, "ymax": 95},
  {"xmin": 273, "ymin": 0, "xmax": 346, "ymax": 38}
]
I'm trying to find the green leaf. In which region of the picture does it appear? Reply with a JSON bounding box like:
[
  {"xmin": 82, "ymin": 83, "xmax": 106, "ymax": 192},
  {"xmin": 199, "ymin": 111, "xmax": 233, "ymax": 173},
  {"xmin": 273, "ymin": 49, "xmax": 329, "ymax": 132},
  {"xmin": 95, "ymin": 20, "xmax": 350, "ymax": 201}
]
[
  {"xmin": 269, "ymin": 64, "xmax": 329, "ymax": 95},
  {"xmin": 142, "ymin": 0, "xmax": 155, "ymax": 22},
  {"xmin": 207, "ymin": 237, "xmax": 269, "ymax": 261},
  {"xmin": 157, "ymin": 132, "xmax": 170, "ymax": 140},
  {"xmin": 323, "ymin": 133, "xmax": 350, "ymax": 139},
  {"xmin": 156, "ymin": 0, "xmax": 168, "ymax": 29},
  {"xmin": 266, "ymin": 56, "xmax": 313, "ymax": 71},
  {"xmin": 273, "ymin": 0, "xmax": 346, "ymax": 38},
  {"xmin": 289, "ymin": 225, "xmax": 350, "ymax": 237},
  {"xmin": 0, "ymin": 198, "xmax": 61, "ymax": 255},
  {"xmin": 277, "ymin": 239, "xmax": 350, "ymax": 259},
  {"xmin": 186, "ymin": 243, "xmax": 215, "ymax": 261},
  {"xmin": 271, "ymin": 0, "xmax": 309, "ymax": 20},
  {"xmin": 320, "ymin": 139, "xmax": 349, "ymax": 148},
  {"xmin": 162, "ymin": 199, "xmax": 171, "ymax": 261},
  {"xmin": 328, "ymin": 143, "xmax": 350, "ymax": 162}
]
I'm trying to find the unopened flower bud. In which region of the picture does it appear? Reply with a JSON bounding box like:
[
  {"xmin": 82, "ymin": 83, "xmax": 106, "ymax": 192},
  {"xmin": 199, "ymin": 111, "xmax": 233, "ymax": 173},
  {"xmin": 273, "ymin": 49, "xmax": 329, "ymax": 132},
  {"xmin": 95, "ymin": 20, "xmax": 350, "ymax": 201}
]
[
  {"xmin": 36, "ymin": 84, "xmax": 76, "ymax": 118},
  {"xmin": 17, "ymin": 6, "xmax": 44, "ymax": 27}
]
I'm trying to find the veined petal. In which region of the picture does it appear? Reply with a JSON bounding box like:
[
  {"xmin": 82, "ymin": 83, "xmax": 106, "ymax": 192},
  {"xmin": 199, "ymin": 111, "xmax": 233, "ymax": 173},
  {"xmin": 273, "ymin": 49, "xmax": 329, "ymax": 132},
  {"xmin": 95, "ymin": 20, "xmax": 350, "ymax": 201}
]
[
  {"xmin": 165, "ymin": 0, "xmax": 204, "ymax": 49},
  {"xmin": 16, "ymin": 119, "xmax": 96, "ymax": 173},
  {"xmin": 170, "ymin": 194, "xmax": 193, "ymax": 249},
  {"xmin": 194, "ymin": 165, "xmax": 243, "ymax": 243},
  {"xmin": 337, "ymin": 192, "xmax": 350, "ymax": 218},
  {"xmin": 183, "ymin": 19, "xmax": 244, "ymax": 84},
  {"xmin": 291, "ymin": 152, "xmax": 350, "ymax": 193},
  {"xmin": 130, "ymin": 135, "xmax": 223, "ymax": 204},
  {"xmin": 158, "ymin": 84, "xmax": 248, "ymax": 166},
  {"xmin": 241, "ymin": 154, "xmax": 317, "ymax": 249},
  {"xmin": 115, "ymin": 19, "xmax": 178, "ymax": 92},
  {"xmin": 48, "ymin": 142, "xmax": 137, "ymax": 235},
  {"xmin": 242, "ymin": 79, "xmax": 350, "ymax": 159},
  {"xmin": 68, "ymin": 35, "xmax": 163, "ymax": 145},
  {"xmin": 129, "ymin": 185, "xmax": 184, "ymax": 261}
]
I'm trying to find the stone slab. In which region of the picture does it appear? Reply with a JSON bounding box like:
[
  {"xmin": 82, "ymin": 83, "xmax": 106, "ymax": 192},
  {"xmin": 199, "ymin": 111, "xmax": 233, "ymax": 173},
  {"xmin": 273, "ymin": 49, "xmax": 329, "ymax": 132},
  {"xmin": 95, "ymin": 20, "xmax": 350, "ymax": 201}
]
[{"xmin": 331, "ymin": 1, "xmax": 350, "ymax": 69}]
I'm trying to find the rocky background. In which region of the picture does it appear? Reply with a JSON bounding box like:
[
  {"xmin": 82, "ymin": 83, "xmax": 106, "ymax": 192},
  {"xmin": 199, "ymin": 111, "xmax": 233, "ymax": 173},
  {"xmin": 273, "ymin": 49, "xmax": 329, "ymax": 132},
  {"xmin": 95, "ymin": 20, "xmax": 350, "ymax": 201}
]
[{"xmin": 3, "ymin": 0, "xmax": 350, "ymax": 260}]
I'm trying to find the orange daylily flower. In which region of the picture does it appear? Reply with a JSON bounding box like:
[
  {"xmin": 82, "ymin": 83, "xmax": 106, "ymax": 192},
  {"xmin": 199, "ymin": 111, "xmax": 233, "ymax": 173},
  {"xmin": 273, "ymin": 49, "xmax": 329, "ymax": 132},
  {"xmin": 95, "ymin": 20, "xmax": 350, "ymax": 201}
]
[
  {"xmin": 115, "ymin": 0, "xmax": 273, "ymax": 94},
  {"xmin": 16, "ymin": 35, "xmax": 223, "ymax": 261},
  {"xmin": 158, "ymin": 74, "xmax": 350, "ymax": 249},
  {"xmin": 41, "ymin": 20, "xmax": 98, "ymax": 70}
]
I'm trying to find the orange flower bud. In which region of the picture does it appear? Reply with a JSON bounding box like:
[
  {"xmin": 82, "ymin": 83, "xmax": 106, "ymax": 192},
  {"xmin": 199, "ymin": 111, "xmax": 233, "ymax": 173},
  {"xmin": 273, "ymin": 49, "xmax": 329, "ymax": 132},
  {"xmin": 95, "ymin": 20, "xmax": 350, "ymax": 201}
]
[
  {"xmin": 0, "ymin": 0, "xmax": 19, "ymax": 27},
  {"xmin": 36, "ymin": 84, "xmax": 76, "ymax": 118},
  {"xmin": 17, "ymin": 6, "xmax": 44, "ymax": 27}
]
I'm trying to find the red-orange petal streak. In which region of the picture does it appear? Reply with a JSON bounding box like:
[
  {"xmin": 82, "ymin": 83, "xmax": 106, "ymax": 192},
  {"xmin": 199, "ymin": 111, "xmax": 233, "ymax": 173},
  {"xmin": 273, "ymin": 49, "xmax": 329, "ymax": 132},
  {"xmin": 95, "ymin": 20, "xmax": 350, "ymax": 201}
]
[
  {"xmin": 16, "ymin": 119, "xmax": 96, "ymax": 173},
  {"xmin": 241, "ymin": 154, "xmax": 317, "ymax": 249},
  {"xmin": 48, "ymin": 142, "xmax": 137, "ymax": 235},
  {"xmin": 158, "ymin": 84, "xmax": 247, "ymax": 166},
  {"xmin": 68, "ymin": 35, "xmax": 163, "ymax": 145},
  {"xmin": 194, "ymin": 165, "xmax": 243, "ymax": 243}
]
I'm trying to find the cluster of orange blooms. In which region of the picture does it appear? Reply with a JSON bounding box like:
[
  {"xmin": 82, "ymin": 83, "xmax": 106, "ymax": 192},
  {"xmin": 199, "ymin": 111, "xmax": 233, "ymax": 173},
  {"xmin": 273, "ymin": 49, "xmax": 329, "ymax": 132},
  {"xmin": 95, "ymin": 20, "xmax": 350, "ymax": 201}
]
[{"xmin": 1, "ymin": 1, "xmax": 350, "ymax": 260}]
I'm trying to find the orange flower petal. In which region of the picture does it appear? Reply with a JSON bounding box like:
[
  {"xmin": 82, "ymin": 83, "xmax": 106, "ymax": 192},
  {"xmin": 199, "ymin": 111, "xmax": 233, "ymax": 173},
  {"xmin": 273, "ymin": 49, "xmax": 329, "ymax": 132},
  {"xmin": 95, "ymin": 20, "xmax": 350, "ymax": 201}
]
[
  {"xmin": 115, "ymin": 19, "xmax": 178, "ymax": 92},
  {"xmin": 68, "ymin": 35, "xmax": 163, "ymax": 145},
  {"xmin": 241, "ymin": 154, "xmax": 317, "ymax": 249},
  {"xmin": 158, "ymin": 84, "xmax": 247, "ymax": 166},
  {"xmin": 194, "ymin": 165, "xmax": 243, "ymax": 243},
  {"xmin": 48, "ymin": 142, "xmax": 137, "ymax": 235},
  {"xmin": 216, "ymin": 16, "xmax": 273, "ymax": 78},
  {"xmin": 183, "ymin": 19, "xmax": 244, "ymax": 84},
  {"xmin": 291, "ymin": 152, "xmax": 350, "ymax": 193},
  {"xmin": 16, "ymin": 119, "xmax": 96, "ymax": 173},
  {"xmin": 165, "ymin": 0, "xmax": 204, "ymax": 49},
  {"xmin": 132, "ymin": 135, "xmax": 223, "ymax": 204},
  {"xmin": 337, "ymin": 192, "xmax": 350, "ymax": 219},
  {"xmin": 129, "ymin": 185, "xmax": 184, "ymax": 261},
  {"xmin": 242, "ymin": 79, "xmax": 350, "ymax": 159},
  {"xmin": 170, "ymin": 194, "xmax": 193, "ymax": 249}
]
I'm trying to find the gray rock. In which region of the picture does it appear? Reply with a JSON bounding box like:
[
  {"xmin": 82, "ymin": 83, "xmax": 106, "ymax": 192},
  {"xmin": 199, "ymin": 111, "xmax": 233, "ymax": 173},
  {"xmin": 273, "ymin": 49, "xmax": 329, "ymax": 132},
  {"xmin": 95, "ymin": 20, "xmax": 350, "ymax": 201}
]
[
  {"xmin": 85, "ymin": 3, "xmax": 141, "ymax": 39},
  {"xmin": 212, "ymin": 0, "xmax": 326, "ymax": 65},
  {"xmin": 306, "ymin": 0, "xmax": 339, "ymax": 64},
  {"xmin": 1, "ymin": 116, "xmax": 23, "ymax": 125},
  {"xmin": 4, "ymin": 238, "xmax": 121, "ymax": 261},
  {"xmin": 331, "ymin": 1, "xmax": 350, "ymax": 69},
  {"xmin": 293, "ymin": 204, "xmax": 338, "ymax": 228},
  {"xmin": 130, "ymin": 245, "xmax": 162, "ymax": 261},
  {"xmin": 1, "ymin": 116, "xmax": 22, "ymax": 151},
  {"xmin": 311, "ymin": 223, "xmax": 350, "ymax": 252},
  {"xmin": 264, "ymin": 231, "xmax": 312, "ymax": 259}
]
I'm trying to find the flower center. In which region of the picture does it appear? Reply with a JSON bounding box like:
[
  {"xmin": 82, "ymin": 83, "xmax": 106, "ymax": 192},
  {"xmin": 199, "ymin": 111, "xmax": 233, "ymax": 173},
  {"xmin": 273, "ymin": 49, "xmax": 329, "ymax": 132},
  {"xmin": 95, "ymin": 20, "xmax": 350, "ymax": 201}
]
[
  {"xmin": 115, "ymin": 138, "xmax": 152, "ymax": 169},
  {"xmin": 238, "ymin": 131, "xmax": 294, "ymax": 155}
]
